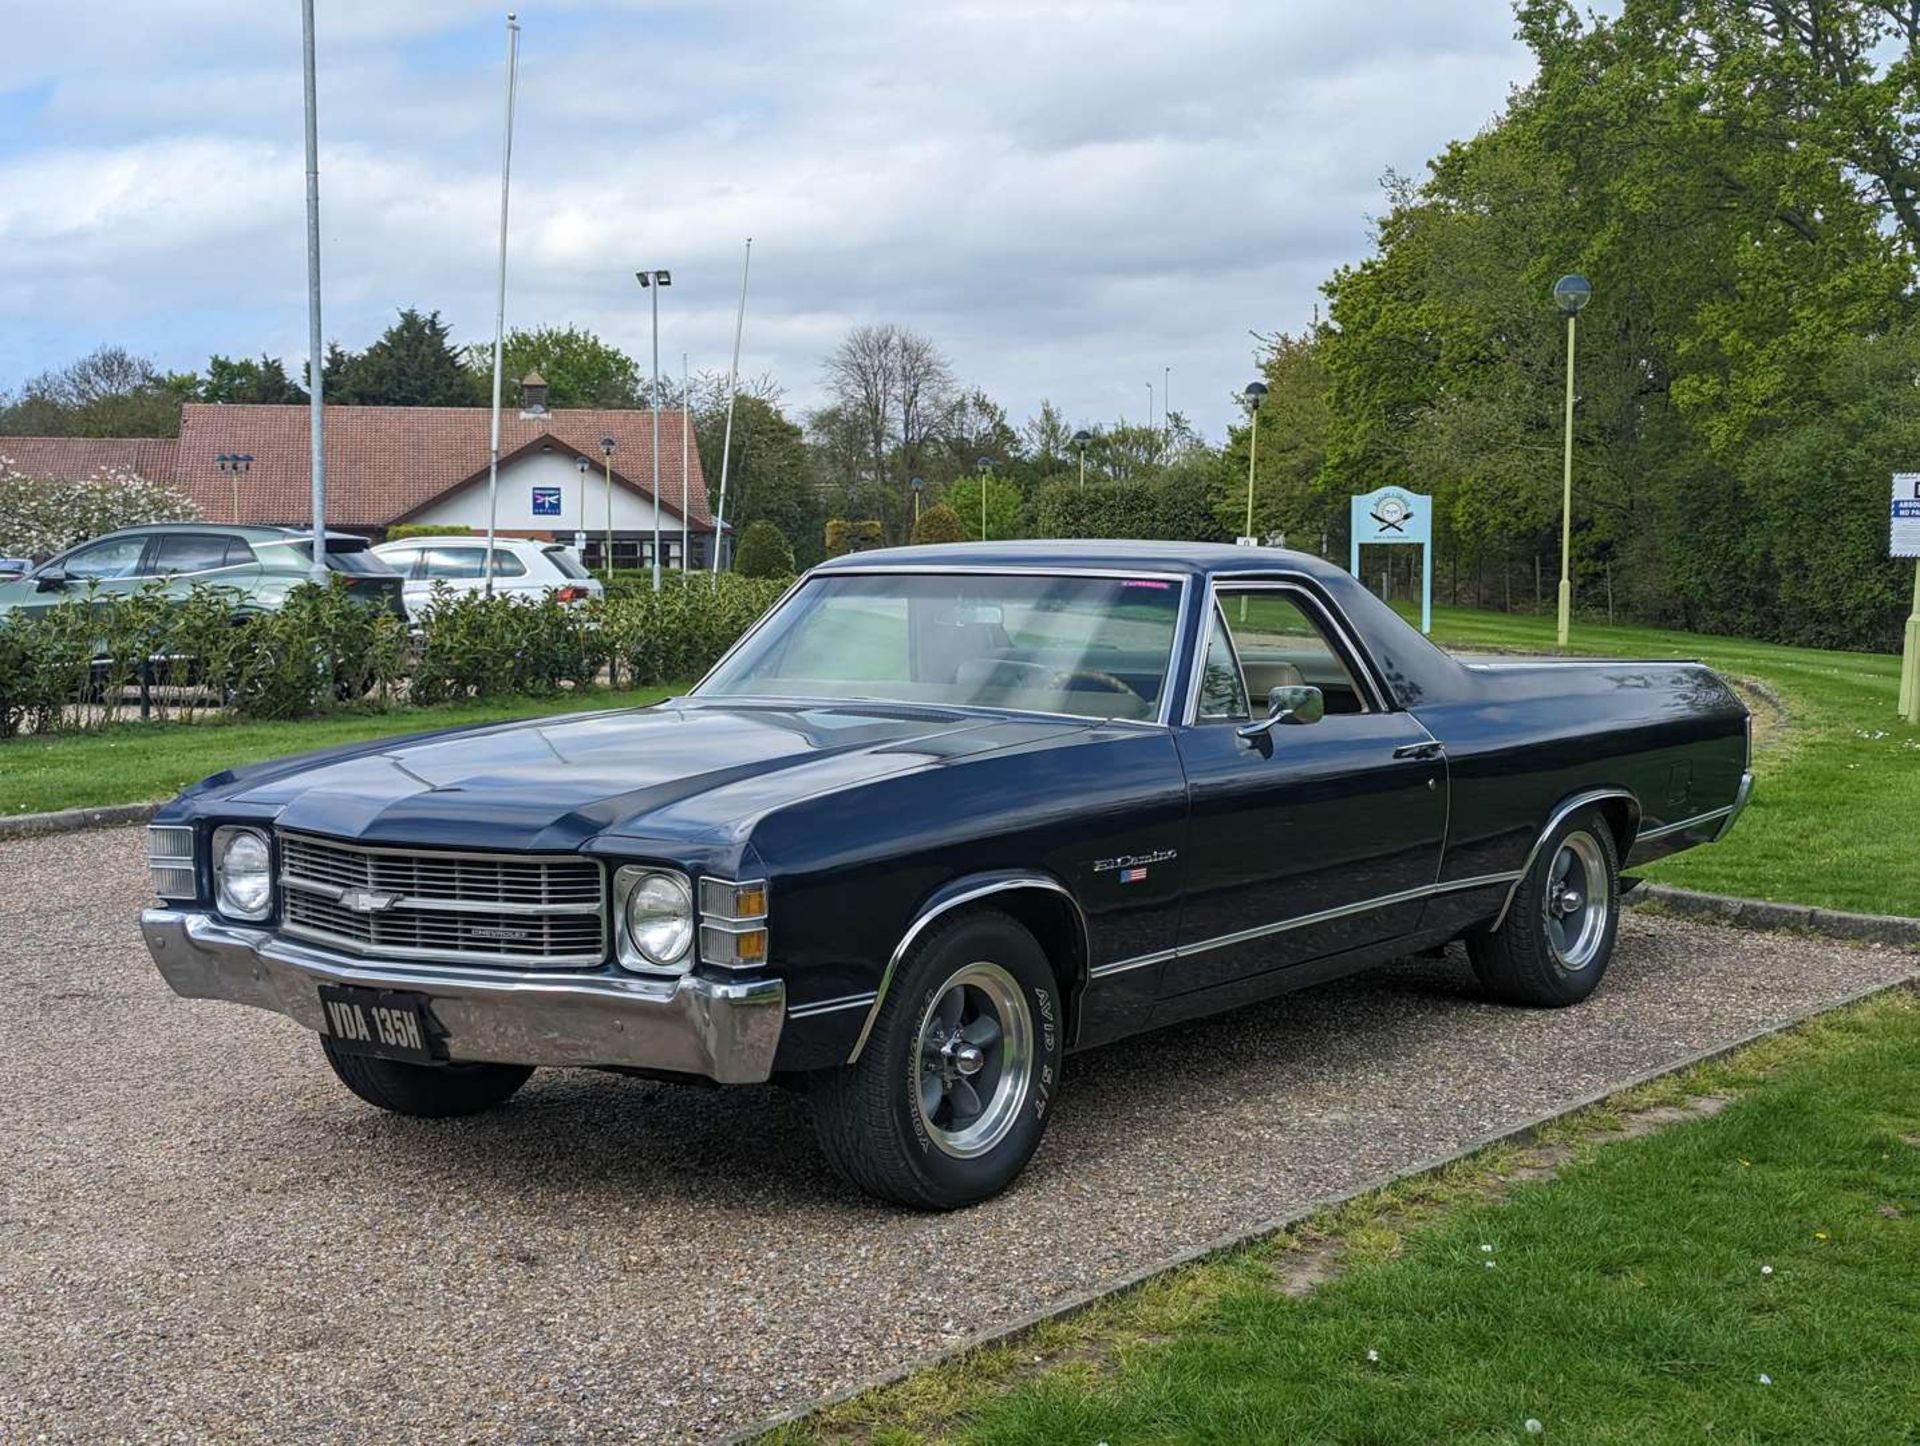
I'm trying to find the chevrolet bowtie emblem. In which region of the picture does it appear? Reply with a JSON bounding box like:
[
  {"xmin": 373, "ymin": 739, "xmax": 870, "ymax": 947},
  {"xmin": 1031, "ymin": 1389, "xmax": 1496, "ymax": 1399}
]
[{"xmin": 339, "ymin": 887, "xmax": 400, "ymax": 913}]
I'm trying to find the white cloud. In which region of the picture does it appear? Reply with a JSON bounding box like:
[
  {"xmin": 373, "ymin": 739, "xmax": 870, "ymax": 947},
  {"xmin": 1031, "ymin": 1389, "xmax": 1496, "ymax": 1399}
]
[{"xmin": 0, "ymin": 1, "xmax": 1532, "ymax": 435}]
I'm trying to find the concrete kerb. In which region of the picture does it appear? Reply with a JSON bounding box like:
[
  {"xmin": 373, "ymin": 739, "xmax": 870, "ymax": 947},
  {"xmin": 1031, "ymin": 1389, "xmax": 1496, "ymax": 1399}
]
[
  {"xmin": 0, "ymin": 801, "xmax": 161, "ymax": 840},
  {"xmin": 734, "ymin": 971, "xmax": 1920, "ymax": 1444}
]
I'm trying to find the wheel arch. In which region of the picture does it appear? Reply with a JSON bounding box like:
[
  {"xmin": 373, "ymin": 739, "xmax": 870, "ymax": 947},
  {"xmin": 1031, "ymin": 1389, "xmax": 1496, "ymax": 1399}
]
[
  {"xmin": 846, "ymin": 870, "xmax": 1089, "ymax": 1064},
  {"xmin": 1489, "ymin": 787, "xmax": 1640, "ymax": 933}
]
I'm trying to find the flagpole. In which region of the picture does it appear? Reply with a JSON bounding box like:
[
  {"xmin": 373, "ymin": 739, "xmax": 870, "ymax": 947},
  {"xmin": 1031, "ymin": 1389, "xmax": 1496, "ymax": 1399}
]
[
  {"xmin": 681, "ymin": 350, "xmax": 691, "ymax": 571},
  {"xmin": 483, "ymin": 11, "xmax": 520, "ymax": 598},
  {"xmin": 300, "ymin": 0, "xmax": 327, "ymax": 584},
  {"xmin": 711, "ymin": 236, "xmax": 751, "ymax": 579}
]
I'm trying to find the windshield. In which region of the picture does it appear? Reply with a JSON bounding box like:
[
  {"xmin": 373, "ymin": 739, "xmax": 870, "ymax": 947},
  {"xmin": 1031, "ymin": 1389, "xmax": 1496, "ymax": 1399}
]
[{"xmin": 697, "ymin": 571, "xmax": 1185, "ymax": 721}]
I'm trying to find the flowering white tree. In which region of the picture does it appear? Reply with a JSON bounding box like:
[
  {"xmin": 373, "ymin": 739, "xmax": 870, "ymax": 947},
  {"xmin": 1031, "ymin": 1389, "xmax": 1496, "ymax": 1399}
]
[{"xmin": 0, "ymin": 457, "xmax": 199, "ymax": 559}]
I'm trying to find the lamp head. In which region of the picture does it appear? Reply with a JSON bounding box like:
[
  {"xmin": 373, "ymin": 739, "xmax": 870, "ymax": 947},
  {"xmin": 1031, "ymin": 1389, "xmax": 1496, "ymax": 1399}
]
[
  {"xmin": 1553, "ymin": 274, "xmax": 1593, "ymax": 316},
  {"xmin": 600, "ymin": 436, "xmax": 617, "ymax": 457}
]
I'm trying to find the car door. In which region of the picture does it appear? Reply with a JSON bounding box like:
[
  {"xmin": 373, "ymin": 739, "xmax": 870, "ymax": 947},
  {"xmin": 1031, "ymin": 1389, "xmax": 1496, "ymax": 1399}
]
[
  {"xmin": 13, "ymin": 533, "xmax": 158, "ymax": 619},
  {"xmin": 419, "ymin": 545, "xmax": 489, "ymax": 603},
  {"xmin": 1164, "ymin": 580, "xmax": 1448, "ymax": 997}
]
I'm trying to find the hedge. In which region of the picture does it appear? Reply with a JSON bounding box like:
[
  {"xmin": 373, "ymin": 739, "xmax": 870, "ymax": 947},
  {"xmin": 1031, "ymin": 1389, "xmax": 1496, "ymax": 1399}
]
[
  {"xmin": 733, "ymin": 519, "xmax": 796, "ymax": 577},
  {"xmin": 0, "ymin": 572, "xmax": 792, "ymax": 739},
  {"xmin": 1033, "ymin": 475, "xmax": 1229, "ymax": 543}
]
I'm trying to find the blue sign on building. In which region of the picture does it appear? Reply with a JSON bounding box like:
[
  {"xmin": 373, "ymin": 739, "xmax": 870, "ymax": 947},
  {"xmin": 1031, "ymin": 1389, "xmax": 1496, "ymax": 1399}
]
[{"xmin": 532, "ymin": 486, "xmax": 562, "ymax": 518}]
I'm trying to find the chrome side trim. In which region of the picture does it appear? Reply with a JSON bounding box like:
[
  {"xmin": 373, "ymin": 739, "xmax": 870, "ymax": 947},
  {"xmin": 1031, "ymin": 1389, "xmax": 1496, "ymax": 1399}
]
[
  {"xmin": 1090, "ymin": 871, "xmax": 1520, "ymax": 978},
  {"xmin": 788, "ymin": 990, "xmax": 879, "ymax": 1020},
  {"xmin": 1489, "ymin": 787, "xmax": 1640, "ymax": 933},
  {"xmin": 1636, "ymin": 804, "xmax": 1735, "ymax": 842},
  {"xmin": 847, "ymin": 872, "xmax": 1088, "ymax": 1064},
  {"xmin": 689, "ymin": 564, "xmax": 1196, "ymax": 728}
]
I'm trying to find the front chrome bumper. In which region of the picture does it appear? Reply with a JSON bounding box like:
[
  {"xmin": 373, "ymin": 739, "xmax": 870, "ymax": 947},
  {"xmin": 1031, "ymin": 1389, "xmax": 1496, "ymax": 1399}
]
[{"xmin": 140, "ymin": 908, "xmax": 785, "ymax": 1083}]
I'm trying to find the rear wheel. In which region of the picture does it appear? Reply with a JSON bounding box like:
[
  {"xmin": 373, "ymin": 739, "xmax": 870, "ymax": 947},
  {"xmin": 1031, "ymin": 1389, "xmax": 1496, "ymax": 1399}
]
[
  {"xmin": 1468, "ymin": 808, "xmax": 1620, "ymax": 1007},
  {"xmin": 320, "ymin": 1036, "xmax": 533, "ymax": 1117},
  {"xmin": 810, "ymin": 910, "xmax": 1063, "ymax": 1209}
]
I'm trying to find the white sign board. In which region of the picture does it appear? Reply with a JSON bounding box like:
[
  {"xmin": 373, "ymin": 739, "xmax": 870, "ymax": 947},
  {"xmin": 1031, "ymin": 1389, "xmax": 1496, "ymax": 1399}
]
[{"xmin": 1894, "ymin": 473, "xmax": 1920, "ymax": 559}]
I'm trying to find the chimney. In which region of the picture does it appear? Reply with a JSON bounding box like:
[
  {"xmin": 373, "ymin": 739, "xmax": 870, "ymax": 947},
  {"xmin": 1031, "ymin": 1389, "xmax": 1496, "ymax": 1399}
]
[{"xmin": 520, "ymin": 371, "xmax": 549, "ymax": 416}]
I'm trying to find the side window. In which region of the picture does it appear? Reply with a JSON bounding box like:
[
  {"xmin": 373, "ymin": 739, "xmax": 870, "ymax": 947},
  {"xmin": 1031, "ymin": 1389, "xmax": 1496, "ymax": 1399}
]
[
  {"xmin": 152, "ymin": 533, "xmax": 238, "ymax": 575},
  {"xmin": 62, "ymin": 535, "xmax": 151, "ymax": 580},
  {"xmin": 379, "ymin": 546, "xmax": 423, "ymax": 578},
  {"xmin": 1211, "ymin": 588, "xmax": 1372, "ymax": 717},
  {"xmin": 422, "ymin": 547, "xmax": 487, "ymax": 580},
  {"xmin": 1195, "ymin": 607, "xmax": 1251, "ymax": 720},
  {"xmin": 489, "ymin": 549, "xmax": 528, "ymax": 578}
]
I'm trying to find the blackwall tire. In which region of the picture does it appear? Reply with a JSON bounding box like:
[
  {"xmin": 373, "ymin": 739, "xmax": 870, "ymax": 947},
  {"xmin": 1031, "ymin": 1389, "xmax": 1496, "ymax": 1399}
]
[
  {"xmin": 809, "ymin": 910, "xmax": 1064, "ymax": 1210},
  {"xmin": 1468, "ymin": 807, "xmax": 1622, "ymax": 1008},
  {"xmin": 320, "ymin": 1036, "xmax": 533, "ymax": 1118}
]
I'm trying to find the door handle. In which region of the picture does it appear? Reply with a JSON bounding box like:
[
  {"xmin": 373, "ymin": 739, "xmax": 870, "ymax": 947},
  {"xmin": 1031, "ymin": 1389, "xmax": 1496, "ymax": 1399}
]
[{"xmin": 1392, "ymin": 741, "xmax": 1444, "ymax": 761}]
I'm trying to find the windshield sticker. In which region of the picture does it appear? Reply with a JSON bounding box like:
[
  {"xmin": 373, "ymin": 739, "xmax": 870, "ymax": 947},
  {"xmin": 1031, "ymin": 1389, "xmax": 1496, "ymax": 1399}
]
[{"xmin": 1122, "ymin": 579, "xmax": 1172, "ymax": 589}]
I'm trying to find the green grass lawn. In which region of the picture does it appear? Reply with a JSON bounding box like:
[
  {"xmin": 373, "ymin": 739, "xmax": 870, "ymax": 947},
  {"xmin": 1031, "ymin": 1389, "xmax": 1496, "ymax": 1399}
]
[
  {"xmin": 768, "ymin": 993, "xmax": 1920, "ymax": 1446},
  {"xmin": 2, "ymin": 685, "xmax": 683, "ymax": 817},
  {"xmin": 1421, "ymin": 606, "xmax": 1920, "ymax": 918}
]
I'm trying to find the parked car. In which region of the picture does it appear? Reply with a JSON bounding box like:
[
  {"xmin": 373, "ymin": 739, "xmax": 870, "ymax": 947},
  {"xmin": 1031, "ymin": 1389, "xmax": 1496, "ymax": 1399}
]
[
  {"xmin": 0, "ymin": 524, "xmax": 405, "ymax": 620},
  {"xmin": 370, "ymin": 536, "xmax": 602, "ymax": 620},
  {"xmin": 138, "ymin": 542, "xmax": 1751, "ymax": 1208}
]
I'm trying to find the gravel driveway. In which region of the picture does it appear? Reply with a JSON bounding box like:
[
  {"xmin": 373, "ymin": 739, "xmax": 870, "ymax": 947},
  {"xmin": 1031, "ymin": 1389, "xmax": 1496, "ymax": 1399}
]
[{"xmin": 2, "ymin": 826, "xmax": 1913, "ymax": 1444}]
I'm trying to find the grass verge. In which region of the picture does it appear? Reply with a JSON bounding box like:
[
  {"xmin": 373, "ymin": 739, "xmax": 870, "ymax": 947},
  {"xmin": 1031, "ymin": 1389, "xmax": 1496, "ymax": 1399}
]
[
  {"xmin": 761, "ymin": 988, "xmax": 1920, "ymax": 1445},
  {"xmin": 2, "ymin": 685, "xmax": 684, "ymax": 817},
  {"xmin": 1424, "ymin": 605, "xmax": 1920, "ymax": 918}
]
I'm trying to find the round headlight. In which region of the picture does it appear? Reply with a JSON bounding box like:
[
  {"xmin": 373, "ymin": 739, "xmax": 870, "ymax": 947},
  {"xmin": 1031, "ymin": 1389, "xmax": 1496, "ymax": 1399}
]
[
  {"xmin": 214, "ymin": 826, "xmax": 273, "ymax": 921},
  {"xmin": 621, "ymin": 870, "xmax": 693, "ymax": 968}
]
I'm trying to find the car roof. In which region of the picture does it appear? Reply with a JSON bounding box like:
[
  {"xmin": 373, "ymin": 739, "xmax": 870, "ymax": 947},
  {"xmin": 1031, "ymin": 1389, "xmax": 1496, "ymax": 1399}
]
[
  {"xmin": 811, "ymin": 539, "xmax": 1353, "ymax": 583},
  {"xmin": 79, "ymin": 524, "xmax": 366, "ymax": 543},
  {"xmin": 372, "ymin": 535, "xmax": 544, "ymax": 547}
]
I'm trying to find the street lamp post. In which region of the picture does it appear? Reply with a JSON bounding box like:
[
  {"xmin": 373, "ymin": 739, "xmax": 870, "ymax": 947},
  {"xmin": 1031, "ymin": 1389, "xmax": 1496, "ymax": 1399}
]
[
  {"xmin": 636, "ymin": 269, "xmax": 671, "ymax": 590},
  {"xmin": 216, "ymin": 452, "xmax": 253, "ymax": 524},
  {"xmin": 976, "ymin": 457, "xmax": 992, "ymax": 542},
  {"xmin": 1073, "ymin": 429, "xmax": 1092, "ymax": 487},
  {"xmin": 910, "ymin": 477, "xmax": 924, "ymax": 534},
  {"xmin": 1241, "ymin": 381, "xmax": 1268, "ymax": 542},
  {"xmin": 1553, "ymin": 274, "xmax": 1593, "ymax": 647},
  {"xmin": 573, "ymin": 454, "xmax": 589, "ymax": 544},
  {"xmin": 600, "ymin": 435, "xmax": 616, "ymax": 582}
]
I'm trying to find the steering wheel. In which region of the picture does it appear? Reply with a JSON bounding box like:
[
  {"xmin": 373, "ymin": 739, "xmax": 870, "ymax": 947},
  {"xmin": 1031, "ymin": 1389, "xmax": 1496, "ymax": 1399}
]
[{"xmin": 1050, "ymin": 668, "xmax": 1145, "ymax": 706}]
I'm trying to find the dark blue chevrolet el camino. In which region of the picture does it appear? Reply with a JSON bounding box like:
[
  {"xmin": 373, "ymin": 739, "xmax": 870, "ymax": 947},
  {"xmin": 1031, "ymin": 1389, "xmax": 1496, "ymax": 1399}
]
[{"xmin": 141, "ymin": 542, "xmax": 1753, "ymax": 1207}]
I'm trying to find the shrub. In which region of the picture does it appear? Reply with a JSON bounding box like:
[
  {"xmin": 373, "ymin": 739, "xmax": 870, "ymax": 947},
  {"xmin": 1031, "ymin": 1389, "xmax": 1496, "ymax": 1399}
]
[
  {"xmin": 600, "ymin": 573, "xmax": 790, "ymax": 688},
  {"xmin": 410, "ymin": 587, "xmax": 605, "ymax": 705},
  {"xmin": 382, "ymin": 523, "xmax": 473, "ymax": 543},
  {"xmin": 825, "ymin": 519, "xmax": 884, "ymax": 557},
  {"xmin": 733, "ymin": 520, "xmax": 796, "ymax": 578},
  {"xmin": 1034, "ymin": 474, "xmax": 1230, "ymax": 543},
  {"xmin": 0, "ymin": 458, "xmax": 199, "ymax": 560},
  {"xmin": 911, "ymin": 502, "xmax": 965, "ymax": 544}
]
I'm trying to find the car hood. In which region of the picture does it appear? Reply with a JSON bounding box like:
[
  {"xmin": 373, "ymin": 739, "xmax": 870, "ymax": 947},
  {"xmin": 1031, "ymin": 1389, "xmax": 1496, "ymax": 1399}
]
[{"xmin": 229, "ymin": 700, "xmax": 1090, "ymax": 853}]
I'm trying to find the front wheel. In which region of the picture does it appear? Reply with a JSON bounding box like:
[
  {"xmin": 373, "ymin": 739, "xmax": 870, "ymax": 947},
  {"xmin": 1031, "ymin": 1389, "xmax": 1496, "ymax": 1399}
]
[
  {"xmin": 321, "ymin": 1036, "xmax": 533, "ymax": 1117},
  {"xmin": 1467, "ymin": 808, "xmax": 1621, "ymax": 1007},
  {"xmin": 809, "ymin": 910, "xmax": 1063, "ymax": 1209}
]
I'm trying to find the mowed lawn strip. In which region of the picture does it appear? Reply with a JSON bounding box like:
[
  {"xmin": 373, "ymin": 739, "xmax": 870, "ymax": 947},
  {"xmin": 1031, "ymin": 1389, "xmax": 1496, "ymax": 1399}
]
[
  {"xmin": 766, "ymin": 992, "xmax": 1920, "ymax": 1446},
  {"xmin": 2, "ymin": 685, "xmax": 684, "ymax": 817},
  {"xmin": 1424, "ymin": 605, "xmax": 1919, "ymax": 918}
]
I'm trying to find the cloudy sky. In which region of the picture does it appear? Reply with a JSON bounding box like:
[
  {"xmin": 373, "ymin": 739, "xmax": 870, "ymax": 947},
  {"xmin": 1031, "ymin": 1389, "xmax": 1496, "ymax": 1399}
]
[{"xmin": 0, "ymin": 2, "xmax": 1532, "ymax": 439}]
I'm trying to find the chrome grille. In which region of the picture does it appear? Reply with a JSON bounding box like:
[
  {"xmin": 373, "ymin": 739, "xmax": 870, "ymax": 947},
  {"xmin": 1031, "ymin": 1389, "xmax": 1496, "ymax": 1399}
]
[{"xmin": 278, "ymin": 832, "xmax": 605, "ymax": 968}]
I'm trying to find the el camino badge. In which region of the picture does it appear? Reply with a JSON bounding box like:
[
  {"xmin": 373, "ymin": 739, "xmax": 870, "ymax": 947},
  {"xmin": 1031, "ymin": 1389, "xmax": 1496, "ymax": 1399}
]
[{"xmin": 1094, "ymin": 849, "xmax": 1176, "ymax": 884}]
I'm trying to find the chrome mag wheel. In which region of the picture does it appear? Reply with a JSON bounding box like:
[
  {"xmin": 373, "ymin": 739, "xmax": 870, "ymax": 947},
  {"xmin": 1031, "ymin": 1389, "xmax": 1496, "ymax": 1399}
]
[
  {"xmin": 914, "ymin": 960, "xmax": 1033, "ymax": 1159},
  {"xmin": 1543, "ymin": 829, "xmax": 1610, "ymax": 970}
]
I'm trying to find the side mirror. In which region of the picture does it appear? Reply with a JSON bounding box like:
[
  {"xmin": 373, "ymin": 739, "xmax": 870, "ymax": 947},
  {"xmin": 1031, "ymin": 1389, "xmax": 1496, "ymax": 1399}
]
[
  {"xmin": 1236, "ymin": 683, "xmax": 1324, "ymax": 740},
  {"xmin": 34, "ymin": 566, "xmax": 69, "ymax": 592}
]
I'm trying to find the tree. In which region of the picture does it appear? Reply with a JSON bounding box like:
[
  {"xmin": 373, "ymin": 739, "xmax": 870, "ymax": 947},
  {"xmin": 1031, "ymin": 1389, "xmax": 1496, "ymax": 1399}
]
[
  {"xmin": 946, "ymin": 473, "xmax": 1023, "ymax": 541},
  {"xmin": 911, "ymin": 501, "xmax": 965, "ymax": 544},
  {"xmin": 200, "ymin": 354, "xmax": 306, "ymax": 405},
  {"xmin": 0, "ymin": 345, "xmax": 195, "ymax": 437},
  {"xmin": 326, "ymin": 309, "xmax": 477, "ymax": 406},
  {"xmin": 820, "ymin": 324, "xmax": 955, "ymax": 539},
  {"xmin": 1217, "ymin": 329, "xmax": 1336, "ymax": 551},
  {"xmin": 462, "ymin": 326, "xmax": 642, "ymax": 408},
  {"xmin": 688, "ymin": 391, "xmax": 827, "ymax": 567},
  {"xmin": 732, "ymin": 519, "xmax": 796, "ymax": 577}
]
